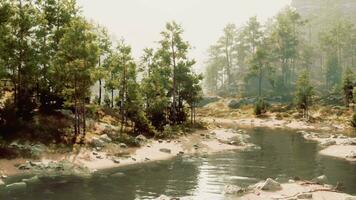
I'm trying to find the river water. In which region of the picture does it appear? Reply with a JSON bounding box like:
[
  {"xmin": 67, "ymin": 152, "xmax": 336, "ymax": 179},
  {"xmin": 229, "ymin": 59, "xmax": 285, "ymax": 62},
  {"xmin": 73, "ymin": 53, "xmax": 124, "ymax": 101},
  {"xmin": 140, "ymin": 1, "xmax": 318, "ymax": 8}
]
[{"xmin": 1, "ymin": 128, "xmax": 356, "ymax": 200}]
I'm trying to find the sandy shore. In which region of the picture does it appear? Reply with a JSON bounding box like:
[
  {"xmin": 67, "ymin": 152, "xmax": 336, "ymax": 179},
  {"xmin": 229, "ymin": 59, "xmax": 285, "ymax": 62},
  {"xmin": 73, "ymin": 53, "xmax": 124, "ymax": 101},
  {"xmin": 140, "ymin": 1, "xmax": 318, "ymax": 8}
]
[
  {"xmin": 0, "ymin": 128, "xmax": 250, "ymax": 178},
  {"xmin": 239, "ymin": 181, "xmax": 355, "ymax": 200}
]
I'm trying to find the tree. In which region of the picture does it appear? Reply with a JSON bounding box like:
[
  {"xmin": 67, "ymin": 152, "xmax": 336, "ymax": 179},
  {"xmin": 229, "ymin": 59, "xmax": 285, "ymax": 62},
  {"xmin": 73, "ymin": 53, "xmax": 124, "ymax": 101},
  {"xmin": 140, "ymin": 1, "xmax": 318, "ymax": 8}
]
[
  {"xmin": 53, "ymin": 17, "xmax": 99, "ymax": 143},
  {"xmin": 93, "ymin": 25, "xmax": 111, "ymax": 105},
  {"xmin": 35, "ymin": 0, "xmax": 77, "ymax": 111},
  {"xmin": 295, "ymin": 71, "xmax": 313, "ymax": 119},
  {"xmin": 157, "ymin": 21, "xmax": 192, "ymax": 124},
  {"xmin": 115, "ymin": 42, "xmax": 154, "ymax": 135},
  {"xmin": 249, "ymin": 44, "xmax": 271, "ymax": 98},
  {"xmin": 342, "ymin": 68, "xmax": 354, "ymax": 107},
  {"xmin": 269, "ymin": 7, "xmax": 304, "ymax": 91}
]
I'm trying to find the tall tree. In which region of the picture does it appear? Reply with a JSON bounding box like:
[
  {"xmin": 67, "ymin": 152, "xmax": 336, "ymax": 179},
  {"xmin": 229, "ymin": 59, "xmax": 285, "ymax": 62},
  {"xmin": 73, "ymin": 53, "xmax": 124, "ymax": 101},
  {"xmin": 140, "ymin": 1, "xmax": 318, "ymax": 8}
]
[
  {"xmin": 53, "ymin": 17, "xmax": 99, "ymax": 143},
  {"xmin": 157, "ymin": 21, "xmax": 190, "ymax": 124}
]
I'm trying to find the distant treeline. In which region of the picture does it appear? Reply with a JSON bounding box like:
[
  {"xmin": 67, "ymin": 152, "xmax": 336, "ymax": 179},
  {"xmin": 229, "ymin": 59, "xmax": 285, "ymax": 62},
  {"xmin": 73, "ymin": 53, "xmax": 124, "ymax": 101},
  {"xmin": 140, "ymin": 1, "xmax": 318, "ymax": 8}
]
[{"xmin": 204, "ymin": 7, "xmax": 355, "ymax": 106}]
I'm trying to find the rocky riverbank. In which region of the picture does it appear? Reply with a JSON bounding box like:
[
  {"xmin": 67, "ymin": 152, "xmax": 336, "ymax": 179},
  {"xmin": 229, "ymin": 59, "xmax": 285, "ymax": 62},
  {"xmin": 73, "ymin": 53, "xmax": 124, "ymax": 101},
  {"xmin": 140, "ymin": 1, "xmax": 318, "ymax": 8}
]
[
  {"xmin": 155, "ymin": 177, "xmax": 356, "ymax": 200},
  {"xmin": 300, "ymin": 131, "xmax": 356, "ymax": 162},
  {"xmin": 0, "ymin": 128, "xmax": 255, "ymax": 192}
]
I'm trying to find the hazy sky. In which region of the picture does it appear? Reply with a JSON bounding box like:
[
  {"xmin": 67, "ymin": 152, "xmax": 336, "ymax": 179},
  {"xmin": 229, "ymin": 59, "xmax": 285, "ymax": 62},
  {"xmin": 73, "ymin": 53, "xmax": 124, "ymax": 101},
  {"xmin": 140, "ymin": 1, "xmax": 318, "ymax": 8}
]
[{"xmin": 77, "ymin": 0, "xmax": 291, "ymax": 71}]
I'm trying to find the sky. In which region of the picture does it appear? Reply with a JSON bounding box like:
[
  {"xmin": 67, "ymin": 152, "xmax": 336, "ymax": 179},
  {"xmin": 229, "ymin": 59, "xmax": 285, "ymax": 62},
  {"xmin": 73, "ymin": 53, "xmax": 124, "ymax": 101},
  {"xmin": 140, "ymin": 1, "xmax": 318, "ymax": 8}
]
[{"xmin": 77, "ymin": 0, "xmax": 292, "ymax": 72}]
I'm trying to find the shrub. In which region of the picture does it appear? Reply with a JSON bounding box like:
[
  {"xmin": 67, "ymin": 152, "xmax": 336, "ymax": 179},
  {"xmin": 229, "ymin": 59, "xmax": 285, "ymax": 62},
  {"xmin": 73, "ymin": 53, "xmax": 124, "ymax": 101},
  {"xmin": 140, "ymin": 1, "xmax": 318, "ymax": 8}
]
[
  {"xmin": 351, "ymin": 113, "xmax": 356, "ymax": 128},
  {"xmin": 254, "ymin": 98, "xmax": 268, "ymax": 116}
]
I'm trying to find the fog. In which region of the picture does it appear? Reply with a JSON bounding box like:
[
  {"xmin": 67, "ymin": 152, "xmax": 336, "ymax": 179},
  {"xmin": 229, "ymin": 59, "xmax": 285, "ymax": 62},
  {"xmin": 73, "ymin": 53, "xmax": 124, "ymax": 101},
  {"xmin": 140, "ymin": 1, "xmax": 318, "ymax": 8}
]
[{"xmin": 77, "ymin": 0, "xmax": 291, "ymax": 72}]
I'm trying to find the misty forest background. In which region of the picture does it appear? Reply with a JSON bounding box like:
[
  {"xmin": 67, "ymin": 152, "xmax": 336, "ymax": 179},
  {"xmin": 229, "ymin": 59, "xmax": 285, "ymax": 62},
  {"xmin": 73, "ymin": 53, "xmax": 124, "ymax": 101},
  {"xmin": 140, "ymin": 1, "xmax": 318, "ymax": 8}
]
[{"xmin": 0, "ymin": 0, "xmax": 355, "ymax": 146}]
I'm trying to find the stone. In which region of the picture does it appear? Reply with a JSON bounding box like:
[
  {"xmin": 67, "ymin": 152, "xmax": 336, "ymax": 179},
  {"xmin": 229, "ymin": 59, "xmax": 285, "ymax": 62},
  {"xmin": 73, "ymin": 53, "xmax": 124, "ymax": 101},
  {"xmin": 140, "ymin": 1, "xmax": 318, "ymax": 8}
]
[
  {"xmin": 6, "ymin": 182, "xmax": 27, "ymax": 192},
  {"xmin": 119, "ymin": 143, "xmax": 128, "ymax": 148},
  {"xmin": 158, "ymin": 139, "xmax": 163, "ymax": 143},
  {"xmin": 159, "ymin": 148, "xmax": 171, "ymax": 154},
  {"xmin": 320, "ymin": 139, "xmax": 336, "ymax": 147},
  {"xmin": 224, "ymin": 184, "xmax": 244, "ymax": 194},
  {"xmin": 110, "ymin": 172, "xmax": 125, "ymax": 178},
  {"xmin": 297, "ymin": 193, "xmax": 312, "ymax": 199},
  {"xmin": 93, "ymin": 152, "xmax": 98, "ymax": 156},
  {"xmin": 136, "ymin": 134, "xmax": 147, "ymax": 142},
  {"xmin": 91, "ymin": 137, "xmax": 105, "ymax": 148},
  {"xmin": 18, "ymin": 163, "xmax": 32, "ymax": 170},
  {"xmin": 99, "ymin": 134, "xmax": 112, "ymax": 143},
  {"xmin": 259, "ymin": 178, "xmax": 282, "ymax": 191},
  {"xmin": 112, "ymin": 158, "xmax": 121, "ymax": 164},
  {"xmin": 312, "ymin": 175, "xmax": 328, "ymax": 184},
  {"xmin": 145, "ymin": 157, "xmax": 150, "ymax": 161},
  {"xmin": 22, "ymin": 176, "xmax": 40, "ymax": 185},
  {"xmin": 96, "ymin": 155, "xmax": 103, "ymax": 159},
  {"xmin": 346, "ymin": 151, "xmax": 356, "ymax": 159}
]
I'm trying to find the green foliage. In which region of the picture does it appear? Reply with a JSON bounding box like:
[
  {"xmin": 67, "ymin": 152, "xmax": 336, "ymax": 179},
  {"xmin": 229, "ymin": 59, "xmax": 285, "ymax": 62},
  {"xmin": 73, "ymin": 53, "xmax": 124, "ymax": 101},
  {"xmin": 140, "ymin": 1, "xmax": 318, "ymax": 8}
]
[
  {"xmin": 342, "ymin": 68, "xmax": 354, "ymax": 106},
  {"xmin": 254, "ymin": 98, "xmax": 268, "ymax": 116},
  {"xmin": 351, "ymin": 113, "xmax": 356, "ymax": 128},
  {"xmin": 295, "ymin": 71, "xmax": 313, "ymax": 118}
]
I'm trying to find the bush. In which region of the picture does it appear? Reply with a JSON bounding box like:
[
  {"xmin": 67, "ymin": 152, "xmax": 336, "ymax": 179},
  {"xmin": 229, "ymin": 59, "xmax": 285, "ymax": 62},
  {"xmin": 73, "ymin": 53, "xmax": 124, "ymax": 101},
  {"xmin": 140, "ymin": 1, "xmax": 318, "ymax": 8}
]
[
  {"xmin": 254, "ymin": 98, "xmax": 268, "ymax": 116},
  {"xmin": 115, "ymin": 133, "xmax": 140, "ymax": 147},
  {"xmin": 351, "ymin": 113, "xmax": 356, "ymax": 128}
]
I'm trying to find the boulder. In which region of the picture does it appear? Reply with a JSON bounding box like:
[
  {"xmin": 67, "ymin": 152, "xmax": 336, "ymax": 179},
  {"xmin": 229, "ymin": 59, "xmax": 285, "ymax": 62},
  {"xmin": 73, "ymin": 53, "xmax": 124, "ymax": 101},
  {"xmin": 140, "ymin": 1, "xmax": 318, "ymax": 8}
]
[
  {"xmin": 346, "ymin": 151, "xmax": 356, "ymax": 159},
  {"xmin": 6, "ymin": 182, "xmax": 27, "ymax": 192},
  {"xmin": 22, "ymin": 176, "xmax": 40, "ymax": 185},
  {"xmin": 297, "ymin": 193, "xmax": 312, "ymax": 199},
  {"xmin": 159, "ymin": 148, "xmax": 171, "ymax": 154},
  {"xmin": 136, "ymin": 135, "xmax": 147, "ymax": 142},
  {"xmin": 320, "ymin": 139, "xmax": 336, "ymax": 147},
  {"xmin": 110, "ymin": 172, "xmax": 125, "ymax": 178},
  {"xmin": 99, "ymin": 134, "xmax": 112, "ymax": 143},
  {"xmin": 112, "ymin": 158, "xmax": 121, "ymax": 164},
  {"xmin": 259, "ymin": 178, "xmax": 282, "ymax": 191},
  {"xmin": 119, "ymin": 143, "xmax": 128, "ymax": 148},
  {"xmin": 224, "ymin": 184, "xmax": 244, "ymax": 194},
  {"xmin": 91, "ymin": 137, "xmax": 105, "ymax": 148},
  {"xmin": 312, "ymin": 175, "xmax": 328, "ymax": 184}
]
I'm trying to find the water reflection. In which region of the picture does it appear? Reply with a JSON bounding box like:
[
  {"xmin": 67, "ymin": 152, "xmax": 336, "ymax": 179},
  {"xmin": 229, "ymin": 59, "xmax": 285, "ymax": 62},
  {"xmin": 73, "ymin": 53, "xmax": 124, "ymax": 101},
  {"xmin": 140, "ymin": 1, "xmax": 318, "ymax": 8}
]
[{"xmin": 1, "ymin": 128, "xmax": 356, "ymax": 200}]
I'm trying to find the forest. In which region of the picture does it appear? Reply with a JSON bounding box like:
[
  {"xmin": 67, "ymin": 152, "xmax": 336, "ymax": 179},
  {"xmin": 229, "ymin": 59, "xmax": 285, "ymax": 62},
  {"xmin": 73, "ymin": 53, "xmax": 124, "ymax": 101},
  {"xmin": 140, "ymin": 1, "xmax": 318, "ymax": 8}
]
[
  {"xmin": 0, "ymin": 1, "xmax": 356, "ymax": 199},
  {"xmin": 204, "ymin": 7, "xmax": 356, "ymax": 120},
  {"xmin": 0, "ymin": 0, "xmax": 202, "ymax": 145}
]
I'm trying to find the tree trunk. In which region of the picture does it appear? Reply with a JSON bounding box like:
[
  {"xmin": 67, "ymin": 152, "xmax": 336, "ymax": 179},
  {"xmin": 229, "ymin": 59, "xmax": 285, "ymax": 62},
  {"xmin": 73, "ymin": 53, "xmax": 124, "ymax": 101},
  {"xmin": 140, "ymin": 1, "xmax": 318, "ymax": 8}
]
[{"xmin": 171, "ymin": 35, "xmax": 177, "ymax": 124}]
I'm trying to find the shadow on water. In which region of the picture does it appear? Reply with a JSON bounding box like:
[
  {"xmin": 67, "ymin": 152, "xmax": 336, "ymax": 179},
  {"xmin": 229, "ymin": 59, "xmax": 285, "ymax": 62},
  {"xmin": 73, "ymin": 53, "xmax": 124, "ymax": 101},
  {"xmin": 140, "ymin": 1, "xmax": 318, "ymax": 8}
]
[{"xmin": 1, "ymin": 128, "xmax": 356, "ymax": 200}]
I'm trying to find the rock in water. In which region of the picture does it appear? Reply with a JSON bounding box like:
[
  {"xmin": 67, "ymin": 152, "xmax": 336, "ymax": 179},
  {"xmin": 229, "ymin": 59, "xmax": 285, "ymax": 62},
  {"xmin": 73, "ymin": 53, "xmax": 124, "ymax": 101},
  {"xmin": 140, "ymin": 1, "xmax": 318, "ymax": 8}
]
[
  {"xmin": 159, "ymin": 148, "xmax": 171, "ymax": 154},
  {"xmin": 22, "ymin": 176, "xmax": 40, "ymax": 185},
  {"xmin": 224, "ymin": 184, "xmax": 244, "ymax": 194},
  {"xmin": 312, "ymin": 175, "xmax": 328, "ymax": 184},
  {"xmin": 259, "ymin": 178, "xmax": 282, "ymax": 191},
  {"xmin": 6, "ymin": 182, "xmax": 27, "ymax": 192},
  {"xmin": 346, "ymin": 151, "xmax": 356, "ymax": 159}
]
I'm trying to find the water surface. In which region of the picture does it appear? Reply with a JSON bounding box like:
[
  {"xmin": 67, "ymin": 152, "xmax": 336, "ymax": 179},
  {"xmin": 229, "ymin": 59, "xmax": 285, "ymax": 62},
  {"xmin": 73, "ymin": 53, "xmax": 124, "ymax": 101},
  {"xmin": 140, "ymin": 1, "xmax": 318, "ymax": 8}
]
[{"xmin": 1, "ymin": 128, "xmax": 356, "ymax": 200}]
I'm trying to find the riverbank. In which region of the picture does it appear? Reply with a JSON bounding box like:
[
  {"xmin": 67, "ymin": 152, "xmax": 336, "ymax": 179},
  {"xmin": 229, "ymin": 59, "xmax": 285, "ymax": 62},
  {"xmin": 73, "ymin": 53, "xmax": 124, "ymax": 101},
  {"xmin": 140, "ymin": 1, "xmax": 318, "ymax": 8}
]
[
  {"xmin": 300, "ymin": 131, "xmax": 356, "ymax": 162},
  {"xmin": 238, "ymin": 180, "xmax": 356, "ymax": 200},
  {"xmin": 0, "ymin": 128, "xmax": 253, "ymax": 180}
]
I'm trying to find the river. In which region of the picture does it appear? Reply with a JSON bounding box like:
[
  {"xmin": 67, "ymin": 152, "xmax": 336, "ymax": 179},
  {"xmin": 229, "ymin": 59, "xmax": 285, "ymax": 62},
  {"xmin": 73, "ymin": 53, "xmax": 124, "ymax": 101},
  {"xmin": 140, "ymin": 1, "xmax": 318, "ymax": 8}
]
[{"xmin": 1, "ymin": 128, "xmax": 356, "ymax": 200}]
